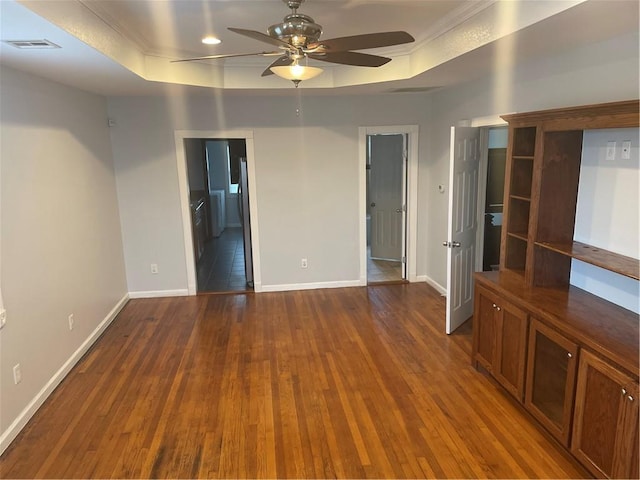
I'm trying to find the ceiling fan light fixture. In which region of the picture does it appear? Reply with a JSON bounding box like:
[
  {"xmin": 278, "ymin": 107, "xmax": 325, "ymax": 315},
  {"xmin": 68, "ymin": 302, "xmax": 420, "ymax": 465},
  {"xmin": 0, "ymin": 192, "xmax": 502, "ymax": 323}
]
[{"xmin": 270, "ymin": 63, "xmax": 323, "ymax": 85}]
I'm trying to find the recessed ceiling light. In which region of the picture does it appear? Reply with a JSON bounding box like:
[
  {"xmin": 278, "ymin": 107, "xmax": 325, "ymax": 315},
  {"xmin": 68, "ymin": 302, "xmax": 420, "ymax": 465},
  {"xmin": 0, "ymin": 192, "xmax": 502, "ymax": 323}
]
[{"xmin": 202, "ymin": 36, "xmax": 221, "ymax": 45}]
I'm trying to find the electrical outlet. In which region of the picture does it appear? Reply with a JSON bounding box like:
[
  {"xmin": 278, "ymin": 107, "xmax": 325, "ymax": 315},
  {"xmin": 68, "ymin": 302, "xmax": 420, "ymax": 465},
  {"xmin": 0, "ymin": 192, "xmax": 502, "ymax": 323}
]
[
  {"xmin": 151, "ymin": 263, "xmax": 159, "ymax": 274},
  {"xmin": 68, "ymin": 314, "xmax": 74, "ymax": 331},
  {"xmin": 622, "ymin": 141, "xmax": 631, "ymax": 160},
  {"xmin": 13, "ymin": 364, "xmax": 22, "ymax": 384},
  {"xmin": 301, "ymin": 258, "xmax": 308, "ymax": 269},
  {"xmin": 0, "ymin": 309, "xmax": 6, "ymax": 330}
]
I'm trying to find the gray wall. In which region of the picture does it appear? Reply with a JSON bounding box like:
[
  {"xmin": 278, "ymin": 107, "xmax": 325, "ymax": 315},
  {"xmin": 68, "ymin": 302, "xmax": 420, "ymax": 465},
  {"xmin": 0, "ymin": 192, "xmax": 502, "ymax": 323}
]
[
  {"xmin": 107, "ymin": 94, "xmax": 431, "ymax": 292},
  {"xmin": 108, "ymin": 28, "xmax": 639, "ymax": 296},
  {"xmin": 0, "ymin": 67, "xmax": 128, "ymax": 442}
]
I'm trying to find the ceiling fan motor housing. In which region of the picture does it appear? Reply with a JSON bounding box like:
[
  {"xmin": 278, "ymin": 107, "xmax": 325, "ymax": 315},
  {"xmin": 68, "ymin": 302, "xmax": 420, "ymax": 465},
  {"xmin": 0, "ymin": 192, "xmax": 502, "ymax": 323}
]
[{"xmin": 268, "ymin": 13, "xmax": 322, "ymax": 47}]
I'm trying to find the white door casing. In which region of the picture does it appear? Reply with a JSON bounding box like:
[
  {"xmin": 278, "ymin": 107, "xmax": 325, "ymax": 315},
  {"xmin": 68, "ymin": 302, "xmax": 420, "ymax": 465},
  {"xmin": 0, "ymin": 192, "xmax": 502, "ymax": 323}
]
[
  {"xmin": 446, "ymin": 126, "xmax": 480, "ymax": 334},
  {"xmin": 369, "ymin": 134, "xmax": 405, "ymax": 262},
  {"xmin": 174, "ymin": 130, "xmax": 261, "ymax": 294}
]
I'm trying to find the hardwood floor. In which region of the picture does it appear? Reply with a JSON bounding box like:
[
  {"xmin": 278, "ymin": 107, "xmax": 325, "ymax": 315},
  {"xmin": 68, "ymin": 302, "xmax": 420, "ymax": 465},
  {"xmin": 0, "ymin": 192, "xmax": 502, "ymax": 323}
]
[{"xmin": 0, "ymin": 284, "xmax": 587, "ymax": 479}]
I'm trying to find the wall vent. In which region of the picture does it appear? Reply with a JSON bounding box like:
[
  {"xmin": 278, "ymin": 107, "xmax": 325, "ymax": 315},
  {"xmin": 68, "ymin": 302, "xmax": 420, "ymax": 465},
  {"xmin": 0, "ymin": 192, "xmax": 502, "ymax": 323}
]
[
  {"xmin": 4, "ymin": 39, "xmax": 61, "ymax": 49},
  {"xmin": 387, "ymin": 86, "xmax": 441, "ymax": 94}
]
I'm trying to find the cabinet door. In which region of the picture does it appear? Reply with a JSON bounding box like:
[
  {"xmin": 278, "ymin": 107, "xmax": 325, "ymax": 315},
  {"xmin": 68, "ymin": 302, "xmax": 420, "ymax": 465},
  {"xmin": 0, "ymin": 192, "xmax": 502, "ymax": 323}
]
[
  {"xmin": 572, "ymin": 350, "xmax": 639, "ymax": 479},
  {"xmin": 472, "ymin": 285, "xmax": 528, "ymax": 401},
  {"xmin": 494, "ymin": 302, "xmax": 528, "ymax": 401},
  {"xmin": 525, "ymin": 319, "xmax": 578, "ymax": 446},
  {"xmin": 472, "ymin": 286, "xmax": 499, "ymax": 371}
]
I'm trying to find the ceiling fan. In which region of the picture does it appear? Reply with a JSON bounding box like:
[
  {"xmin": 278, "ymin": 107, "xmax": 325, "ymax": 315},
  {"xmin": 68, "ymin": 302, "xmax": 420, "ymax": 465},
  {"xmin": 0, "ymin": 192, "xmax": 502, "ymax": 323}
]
[{"xmin": 172, "ymin": 0, "xmax": 415, "ymax": 86}]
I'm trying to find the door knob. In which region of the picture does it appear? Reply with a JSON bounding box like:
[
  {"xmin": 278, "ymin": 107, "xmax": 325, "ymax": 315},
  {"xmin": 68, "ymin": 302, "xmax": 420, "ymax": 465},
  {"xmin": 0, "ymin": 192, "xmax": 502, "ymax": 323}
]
[
  {"xmin": 442, "ymin": 241, "xmax": 462, "ymax": 248},
  {"xmin": 396, "ymin": 208, "xmax": 403, "ymax": 213},
  {"xmin": 370, "ymin": 202, "xmax": 376, "ymax": 207}
]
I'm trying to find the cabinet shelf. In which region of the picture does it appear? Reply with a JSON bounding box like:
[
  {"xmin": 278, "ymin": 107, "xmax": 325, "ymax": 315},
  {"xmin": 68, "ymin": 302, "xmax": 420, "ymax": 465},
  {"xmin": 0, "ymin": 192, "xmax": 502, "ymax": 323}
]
[
  {"xmin": 504, "ymin": 235, "xmax": 528, "ymax": 272},
  {"xmin": 535, "ymin": 241, "xmax": 640, "ymax": 281},
  {"xmin": 512, "ymin": 127, "xmax": 537, "ymax": 157},
  {"xmin": 510, "ymin": 157, "xmax": 534, "ymax": 199},
  {"xmin": 507, "ymin": 231, "xmax": 528, "ymax": 242},
  {"xmin": 507, "ymin": 197, "xmax": 531, "ymax": 235}
]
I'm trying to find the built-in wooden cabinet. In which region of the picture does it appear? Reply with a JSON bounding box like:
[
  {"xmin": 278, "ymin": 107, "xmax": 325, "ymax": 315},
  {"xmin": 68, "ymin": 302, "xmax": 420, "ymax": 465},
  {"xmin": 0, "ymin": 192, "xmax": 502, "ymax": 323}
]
[
  {"xmin": 525, "ymin": 319, "xmax": 577, "ymax": 446},
  {"xmin": 500, "ymin": 100, "xmax": 640, "ymax": 287},
  {"xmin": 473, "ymin": 99, "xmax": 639, "ymax": 477},
  {"xmin": 571, "ymin": 350, "xmax": 639, "ymax": 479},
  {"xmin": 473, "ymin": 285, "xmax": 528, "ymax": 401}
]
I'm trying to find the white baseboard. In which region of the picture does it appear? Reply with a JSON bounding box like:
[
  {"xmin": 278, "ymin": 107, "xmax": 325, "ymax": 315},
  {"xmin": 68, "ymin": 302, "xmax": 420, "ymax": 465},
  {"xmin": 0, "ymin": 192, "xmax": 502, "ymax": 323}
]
[
  {"xmin": 260, "ymin": 279, "xmax": 362, "ymax": 293},
  {"xmin": 418, "ymin": 275, "xmax": 447, "ymax": 296},
  {"xmin": 0, "ymin": 293, "xmax": 130, "ymax": 455},
  {"xmin": 128, "ymin": 289, "xmax": 189, "ymax": 299}
]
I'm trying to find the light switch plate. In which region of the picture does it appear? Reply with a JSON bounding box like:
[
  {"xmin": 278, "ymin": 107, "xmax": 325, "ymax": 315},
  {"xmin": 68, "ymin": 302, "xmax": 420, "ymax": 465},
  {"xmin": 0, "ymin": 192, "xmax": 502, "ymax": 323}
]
[{"xmin": 606, "ymin": 141, "xmax": 616, "ymax": 161}]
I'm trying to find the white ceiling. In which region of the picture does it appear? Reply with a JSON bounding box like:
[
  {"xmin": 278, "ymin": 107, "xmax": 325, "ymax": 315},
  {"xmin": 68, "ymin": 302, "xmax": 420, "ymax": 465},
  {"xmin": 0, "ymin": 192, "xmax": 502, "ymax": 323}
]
[{"xmin": 1, "ymin": 0, "xmax": 638, "ymax": 96}]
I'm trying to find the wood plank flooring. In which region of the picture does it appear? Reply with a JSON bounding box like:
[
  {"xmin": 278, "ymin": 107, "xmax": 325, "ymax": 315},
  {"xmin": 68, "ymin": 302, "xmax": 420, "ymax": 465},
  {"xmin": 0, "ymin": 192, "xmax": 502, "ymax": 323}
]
[{"xmin": 0, "ymin": 284, "xmax": 588, "ymax": 479}]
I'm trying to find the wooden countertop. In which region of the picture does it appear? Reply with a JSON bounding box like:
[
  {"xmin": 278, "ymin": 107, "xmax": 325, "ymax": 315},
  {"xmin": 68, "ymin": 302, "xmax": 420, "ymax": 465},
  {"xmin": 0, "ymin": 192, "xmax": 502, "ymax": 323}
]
[{"xmin": 475, "ymin": 270, "xmax": 639, "ymax": 377}]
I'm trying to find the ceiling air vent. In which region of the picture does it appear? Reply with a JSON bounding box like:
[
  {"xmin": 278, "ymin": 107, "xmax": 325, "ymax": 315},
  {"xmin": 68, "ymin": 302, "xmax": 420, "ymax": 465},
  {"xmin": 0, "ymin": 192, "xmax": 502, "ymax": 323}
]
[
  {"xmin": 4, "ymin": 39, "xmax": 61, "ymax": 49},
  {"xmin": 388, "ymin": 86, "xmax": 441, "ymax": 94}
]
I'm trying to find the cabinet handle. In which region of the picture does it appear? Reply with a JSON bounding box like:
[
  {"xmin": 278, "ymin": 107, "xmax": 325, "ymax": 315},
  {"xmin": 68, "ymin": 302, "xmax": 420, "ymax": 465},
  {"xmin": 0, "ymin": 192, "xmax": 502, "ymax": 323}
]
[
  {"xmin": 567, "ymin": 353, "xmax": 573, "ymax": 358},
  {"xmin": 628, "ymin": 395, "xmax": 635, "ymax": 402},
  {"xmin": 622, "ymin": 388, "xmax": 628, "ymax": 396},
  {"xmin": 496, "ymin": 307, "xmax": 501, "ymax": 311},
  {"xmin": 492, "ymin": 303, "xmax": 497, "ymax": 308}
]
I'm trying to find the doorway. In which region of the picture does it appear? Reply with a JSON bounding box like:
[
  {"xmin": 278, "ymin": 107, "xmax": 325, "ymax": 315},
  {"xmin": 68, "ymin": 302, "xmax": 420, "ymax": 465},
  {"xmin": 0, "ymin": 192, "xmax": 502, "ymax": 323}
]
[
  {"xmin": 191, "ymin": 139, "xmax": 253, "ymax": 293},
  {"xmin": 359, "ymin": 125, "xmax": 418, "ymax": 286},
  {"xmin": 175, "ymin": 130, "xmax": 260, "ymax": 295},
  {"xmin": 481, "ymin": 127, "xmax": 507, "ymax": 271},
  {"xmin": 367, "ymin": 133, "xmax": 407, "ymax": 283}
]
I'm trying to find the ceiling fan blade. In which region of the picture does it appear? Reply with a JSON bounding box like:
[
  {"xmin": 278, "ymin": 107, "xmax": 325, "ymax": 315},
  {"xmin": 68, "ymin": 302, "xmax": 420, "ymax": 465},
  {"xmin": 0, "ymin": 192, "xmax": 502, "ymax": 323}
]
[
  {"xmin": 307, "ymin": 31, "xmax": 414, "ymax": 52},
  {"xmin": 228, "ymin": 27, "xmax": 292, "ymax": 49},
  {"xmin": 309, "ymin": 51, "xmax": 391, "ymax": 67},
  {"xmin": 261, "ymin": 55, "xmax": 293, "ymax": 77},
  {"xmin": 171, "ymin": 51, "xmax": 282, "ymax": 63}
]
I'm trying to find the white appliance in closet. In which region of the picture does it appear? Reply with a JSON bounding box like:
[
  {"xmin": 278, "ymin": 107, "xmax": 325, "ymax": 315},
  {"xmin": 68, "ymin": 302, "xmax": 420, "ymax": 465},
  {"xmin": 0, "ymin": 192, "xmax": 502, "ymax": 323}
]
[{"xmin": 209, "ymin": 190, "xmax": 226, "ymax": 237}]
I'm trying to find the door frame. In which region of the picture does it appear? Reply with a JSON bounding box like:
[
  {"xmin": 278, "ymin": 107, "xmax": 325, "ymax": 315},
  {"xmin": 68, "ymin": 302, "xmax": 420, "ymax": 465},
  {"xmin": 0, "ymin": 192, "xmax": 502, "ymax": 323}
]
[
  {"xmin": 469, "ymin": 116, "xmax": 508, "ymax": 272},
  {"xmin": 174, "ymin": 129, "xmax": 262, "ymax": 295},
  {"xmin": 358, "ymin": 125, "xmax": 419, "ymax": 284},
  {"xmin": 475, "ymin": 124, "xmax": 509, "ymax": 271}
]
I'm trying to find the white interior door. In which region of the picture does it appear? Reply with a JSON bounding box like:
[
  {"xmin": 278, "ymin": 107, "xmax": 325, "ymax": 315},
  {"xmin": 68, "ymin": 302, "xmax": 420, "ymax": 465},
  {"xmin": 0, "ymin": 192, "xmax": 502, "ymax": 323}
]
[
  {"xmin": 445, "ymin": 126, "xmax": 480, "ymax": 334},
  {"xmin": 369, "ymin": 134, "xmax": 405, "ymax": 261}
]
